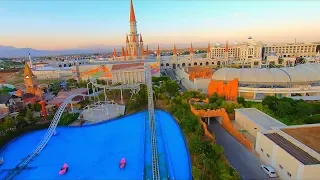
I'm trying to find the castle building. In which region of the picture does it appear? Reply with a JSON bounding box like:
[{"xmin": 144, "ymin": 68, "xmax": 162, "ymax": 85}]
[
  {"xmin": 15, "ymin": 62, "xmax": 44, "ymax": 104},
  {"xmin": 114, "ymin": 0, "xmax": 146, "ymax": 61}
]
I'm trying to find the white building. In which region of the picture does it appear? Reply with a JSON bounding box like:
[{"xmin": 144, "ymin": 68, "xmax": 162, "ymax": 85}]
[
  {"xmin": 234, "ymin": 108, "xmax": 320, "ymax": 180},
  {"xmin": 264, "ymin": 43, "xmax": 319, "ymax": 58},
  {"xmin": 211, "ymin": 36, "xmax": 263, "ymax": 63}
]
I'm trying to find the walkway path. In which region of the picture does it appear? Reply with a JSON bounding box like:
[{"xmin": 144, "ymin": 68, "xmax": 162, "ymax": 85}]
[
  {"xmin": 208, "ymin": 120, "xmax": 269, "ymax": 180},
  {"xmin": 165, "ymin": 69, "xmax": 187, "ymax": 92}
]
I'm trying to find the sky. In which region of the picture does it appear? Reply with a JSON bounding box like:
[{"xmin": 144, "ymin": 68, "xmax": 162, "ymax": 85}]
[{"xmin": 0, "ymin": 0, "xmax": 320, "ymax": 50}]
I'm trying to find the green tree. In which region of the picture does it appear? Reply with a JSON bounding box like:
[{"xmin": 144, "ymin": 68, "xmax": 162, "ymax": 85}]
[
  {"xmin": 24, "ymin": 108, "xmax": 34, "ymax": 124},
  {"xmin": 236, "ymin": 97, "xmax": 246, "ymax": 106},
  {"xmin": 0, "ymin": 87, "xmax": 11, "ymax": 95},
  {"xmin": 3, "ymin": 116, "xmax": 15, "ymax": 130},
  {"xmin": 295, "ymin": 101, "xmax": 313, "ymax": 117},
  {"xmin": 262, "ymin": 96, "xmax": 278, "ymax": 111}
]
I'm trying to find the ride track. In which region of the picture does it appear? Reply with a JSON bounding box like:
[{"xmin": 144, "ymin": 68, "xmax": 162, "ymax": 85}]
[{"xmin": 5, "ymin": 64, "xmax": 161, "ymax": 180}]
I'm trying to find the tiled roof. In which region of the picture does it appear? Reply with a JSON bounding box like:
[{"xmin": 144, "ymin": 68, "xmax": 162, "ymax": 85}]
[
  {"xmin": 265, "ymin": 133, "xmax": 320, "ymax": 165},
  {"xmin": 0, "ymin": 95, "xmax": 11, "ymax": 104},
  {"xmin": 111, "ymin": 63, "xmax": 144, "ymax": 71}
]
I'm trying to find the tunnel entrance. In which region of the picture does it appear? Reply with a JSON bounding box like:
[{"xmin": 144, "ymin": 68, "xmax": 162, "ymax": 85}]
[{"xmin": 201, "ymin": 117, "xmax": 222, "ymax": 125}]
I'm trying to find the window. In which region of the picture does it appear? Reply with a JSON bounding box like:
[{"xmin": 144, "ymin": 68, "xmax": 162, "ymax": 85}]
[
  {"xmin": 279, "ymin": 165, "xmax": 283, "ymax": 169},
  {"xmin": 261, "ymin": 148, "xmax": 264, "ymax": 152},
  {"xmin": 287, "ymin": 172, "xmax": 291, "ymax": 177},
  {"xmin": 267, "ymin": 154, "xmax": 270, "ymax": 158}
]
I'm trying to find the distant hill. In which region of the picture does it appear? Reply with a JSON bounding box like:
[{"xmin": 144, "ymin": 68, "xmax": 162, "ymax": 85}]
[
  {"xmin": 0, "ymin": 45, "xmax": 114, "ymax": 58},
  {"xmin": 0, "ymin": 42, "xmax": 208, "ymax": 58}
]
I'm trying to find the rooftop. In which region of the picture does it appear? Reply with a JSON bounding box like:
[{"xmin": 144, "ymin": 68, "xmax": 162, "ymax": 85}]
[
  {"xmin": 235, "ymin": 108, "xmax": 286, "ymax": 130},
  {"xmin": 213, "ymin": 63, "xmax": 320, "ymax": 84},
  {"xmin": 282, "ymin": 126, "xmax": 320, "ymax": 154},
  {"xmin": 111, "ymin": 62, "xmax": 144, "ymax": 71},
  {"xmin": 35, "ymin": 67, "xmax": 72, "ymax": 71},
  {"xmin": 265, "ymin": 133, "xmax": 320, "ymax": 165},
  {"xmin": 0, "ymin": 95, "xmax": 12, "ymax": 104}
]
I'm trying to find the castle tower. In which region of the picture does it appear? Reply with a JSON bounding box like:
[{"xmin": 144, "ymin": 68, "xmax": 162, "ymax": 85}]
[
  {"xmin": 207, "ymin": 42, "xmax": 211, "ymax": 59},
  {"xmin": 127, "ymin": 0, "xmax": 140, "ymax": 57},
  {"xmin": 140, "ymin": 33, "xmax": 144, "ymax": 59},
  {"xmin": 141, "ymin": 44, "xmax": 145, "ymax": 60},
  {"xmin": 133, "ymin": 44, "xmax": 137, "ymax": 60},
  {"xmin": 157, "ymin": 44, "xmax": 160, "ymax": 60},
  {"xmin": 121, "ymin": 47, "xmax": 126, "ymax": 60},
  {"xmin": 190, "ymin": 43, "xmax": 194, "ymax": 60},
  {"xmin": 225, "ymin": 40, "xmax": 229, "ymax": 64},
  {"xmin": 113, "ymin": 47, "xmax": 117, "ymax": 61},
  {"xmin": 173, "ymin": 43, "xmax": 177, "ymax": 62},
  {"xmin": 24, "ymin": 62, "xmax": 37, "ymax": 94},
  {"xmin": 146, "ymin": 45, "xmax": 149, "ymax": 57},
  {"xmin": 28, "ymin": 52, "xmax": 33, "ymax": 69}
]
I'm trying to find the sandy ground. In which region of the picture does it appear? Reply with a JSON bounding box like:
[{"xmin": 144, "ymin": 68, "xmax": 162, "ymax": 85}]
[
  {"xmin": 0, "ymin": 72, "xmax": 18, "ymax": 83},
  {"xmin": 282, "ymin": 127, "xmax": 320, "ymax": 154},
  {"xmin": 0, "ymin": 71, "xmax": 24, "ymax": 85}
]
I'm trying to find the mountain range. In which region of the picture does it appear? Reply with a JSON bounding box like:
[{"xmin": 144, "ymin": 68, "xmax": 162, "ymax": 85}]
[{"xmin": 0, "ymin": 43, "xmax": 209, "ymax": 58}]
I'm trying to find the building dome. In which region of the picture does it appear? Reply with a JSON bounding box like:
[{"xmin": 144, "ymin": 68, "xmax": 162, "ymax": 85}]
[
  {"xmin": 248, "ymin": 36, "xmax": 253, "ymax": 39},
  {"xmin": 212, "ymin": 63, "xmax": 320, "ymax": 85},
  {"xmin": 215, "ymin": 42, "xmax": 220, "ymax": 46}
]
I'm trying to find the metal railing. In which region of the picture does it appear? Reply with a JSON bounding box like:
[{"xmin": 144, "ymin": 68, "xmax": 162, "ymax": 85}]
[{"xmin": 145, "ymin": 64, "xmax": 160, "ymax": 180}]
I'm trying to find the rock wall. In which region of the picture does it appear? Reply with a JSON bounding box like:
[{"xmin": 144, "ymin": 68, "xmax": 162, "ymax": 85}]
[
  {"xmin": 207, "ymin": 78, "xmax": 239, "ymax": 101},
  {"xmin": 189, "ymin": 98, "xmax": 253, "ymax": 151}
]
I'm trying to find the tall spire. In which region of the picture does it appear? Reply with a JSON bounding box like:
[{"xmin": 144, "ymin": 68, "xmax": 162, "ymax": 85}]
[
  {"xmin": 157, "ymin": 44, "xmax": 160, "ymax": 55},
  {"xmin": 113, "ymin": 47, "xmax": 117, "ymax": 57},
  {"xmin": 126, "ymin": 34, "xmax": 129, "ymax": 43},
  {"xmin": 141, "ymin": 45, "xmax": 145, "ymax": 56},
  {"xmin": 129, "ymin": 0, "xmax": 136, "ymax": 22},
  {"xmin": 121, "ymin": 47, "xmax": 126, "ymax": 57},
  {"xmin": 28, "ymin": 52, "xmax": 33, "ymax": 69},
  {"xmin": 24, "ymin": 61, "xmax": 34, "ymax": 78},
  {"xmin": 126, "ymin": 48, "xmax": 129, "ymax": 56},
  {"xmin": 225, "ymin": 40, "xmax": 229, "ymax": 52},
  {"xmin": 173, "ymin": 43, "xmax": 177, "ymax": 55},
  {"xmin": 190, "ymin": 43, "xmax": 194, "ymax": 54},
  {"xmin": 140, "ymin": 33, "xmax": 143, "ymax": 43},
  {"xmin": 146, "ymin": 45, "xmax": 149, "ymax": 55},
  {"xmin": 24, "ymin": 62, "xmax": 36, "ymax": 94},
  {"xmin": 207, "ymin": 42, "xmax": 211, "ymax": 53},
  {"xmin": 156, "ymin": 44, "xmax": 160, "ymax": 60}
]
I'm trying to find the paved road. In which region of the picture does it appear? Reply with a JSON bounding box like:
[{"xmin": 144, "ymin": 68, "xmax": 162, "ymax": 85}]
[
  {"xmin": 165, "ymin": 69, "xmax": 188, "ymax": 92},
  {"xmin": 208, "ymin": 120, "xmax": 270, "ymax": 180}
]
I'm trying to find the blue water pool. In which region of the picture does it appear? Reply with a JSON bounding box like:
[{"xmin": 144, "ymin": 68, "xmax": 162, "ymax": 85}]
[{"xmin": 0, "ymin": 110, "xmax": 191, "ymax": 180}]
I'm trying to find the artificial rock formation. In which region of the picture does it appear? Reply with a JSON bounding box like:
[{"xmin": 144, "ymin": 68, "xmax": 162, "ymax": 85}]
[
  {"xmin": 188, "ymin": 67, "xmax": 212, "ymax": 81},
  {"xmin": 207, "ymin": 78, "xmax": 238, "ymax": 101},
  {"xmin": 189, "ymin": 98, "xmax": 253, "ymax": 151}
]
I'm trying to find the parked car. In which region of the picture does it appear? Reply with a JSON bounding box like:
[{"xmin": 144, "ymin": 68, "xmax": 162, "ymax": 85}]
[{"xmin": 261, "ymin": 164, "xmax": 277, "ymax": 178}]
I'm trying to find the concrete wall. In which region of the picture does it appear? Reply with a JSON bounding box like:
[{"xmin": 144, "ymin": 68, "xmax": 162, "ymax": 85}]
[
  {"xmin": 34, "ymin": 70, "xmax": 72, "ymax": 80},
  {"xmin": 235, "ymin": 111, "xmax": 264, "ymax": 138},
  {"xmin": 256, "ymin": 132, "xmax": 320, "ymax": 180},
  {"xmin": 175, "ymin": 68, "xmax": 195, "ymax": 90},
  {"xmin": 194, "ymin": 78, "xmax": 211, "ymax": 91},
  {"xmin": 256, "ymin": 132, "xmax": 274, "ymax": 166},
  {"xmin": 301, "ymin": 165, "xmax": 320, "ymax": 180}
]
